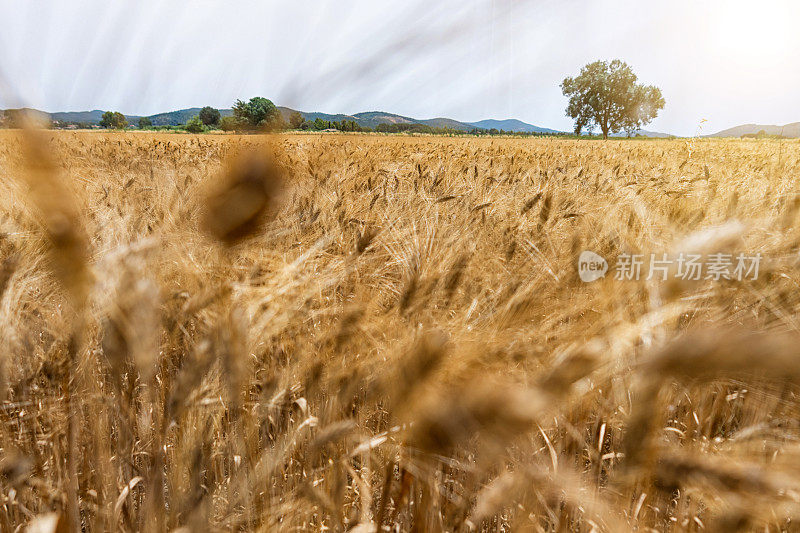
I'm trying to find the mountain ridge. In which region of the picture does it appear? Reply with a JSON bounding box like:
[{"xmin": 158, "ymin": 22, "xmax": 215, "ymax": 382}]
[
  {"xmin": 3, "ymin": 105, "xmax": 562, "ymax": 134},
  {"xmin": 468, "ymin": 118, "xmax": 560, "ymax": 134},
  {"xmin": 708, "ymin": 122, "xmax": 800, "ymax": 138},
  {"xmin": 2, "ymin": 105, "xmax": 688, "ymax": 137}
]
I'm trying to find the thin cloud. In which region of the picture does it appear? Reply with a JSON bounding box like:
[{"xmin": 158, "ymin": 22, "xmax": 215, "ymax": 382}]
[{"xmin": 0, "ymin": 0, "xmax": 798, "ymax": 136}]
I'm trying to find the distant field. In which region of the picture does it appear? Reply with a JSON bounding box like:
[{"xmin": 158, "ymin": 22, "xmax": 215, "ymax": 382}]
[{"xmin": 2, "ymin": 131, "xmax": 800, "ymax": 531}]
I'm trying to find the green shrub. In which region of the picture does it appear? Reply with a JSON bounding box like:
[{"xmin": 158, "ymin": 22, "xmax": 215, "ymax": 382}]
[
  {"xmin": 219, "ymin": 116, "xmax": 240, "ymax": 132},
  {"xmin": 184, "ymin": 115, "xmax": 205, "ymax": 134}
]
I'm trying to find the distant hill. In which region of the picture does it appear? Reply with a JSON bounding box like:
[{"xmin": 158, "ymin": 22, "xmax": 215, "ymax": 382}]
[
  {"xmin": 146, "ymin": 108, "xmax": 201, "ymax": 126},
  {"xmin": 50, "ymin": 109, "xmax": 136, "ymax": 124},
  {"xmin": 144, "ymin": 107, "xmax": 233, "ymax": 126},
  {"xmin": 0, "ymin": 107, "xmax": 51, "ymax": 123},
  {"xmin": 353, "ymin": 111, "xmax": 416, "ymax": 128},
  {"xmin": 285, "ymin": 109, "xmax": 361, "ymax": 124},
  {"xmin": 610, "ymin": 129, "xmax": 673, "ymax": 138},
  {"xmin": 48, "ymin": 107, "xmax": 233, "ymax": 127},
  {"xmin": 279, "ymin": 109, "xmax": 479, "ymax": 131},
  {"xmin": 4, "ymin": 104, "xmax": 677, "ymax": 136},
  {"xmin": 468, "ymin": 118, "xmax": 561, "ymax": 134},
  {"xmin": 419, "ymin": 117, "xmax": 475, "ymax": 131},
  {"xmin": 469, "ymin": 118, "xmax": 671, "ymax": 137},
  {"xmin": 634, "ymin": 129, "xmax": 672, "ymax": 138},
  {"xmin": 708, "ymin": 122, "xmax": 800, "ymax": 138}
]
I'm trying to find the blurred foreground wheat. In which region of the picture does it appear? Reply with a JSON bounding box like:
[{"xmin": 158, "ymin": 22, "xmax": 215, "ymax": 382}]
[{"xmin": 1, "ymin": 131, "xmax": 800, "ymax": 531}]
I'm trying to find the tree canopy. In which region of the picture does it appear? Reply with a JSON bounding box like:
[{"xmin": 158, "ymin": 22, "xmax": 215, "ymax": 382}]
[
  {"xmin": 138, "ymin": 116, "xmax": 152, "ymax": 129},
  {"xmin": 561, "ymin": 60, "xmax": 664, "ymax": 139},
  {"xmin": 289, "ymin": 111, "xmax": 304, "ymax": 129},
  {"xmin": 100, "ymin": 111, "xmax": 128, "ymax": 129},
  {"xmin": 219, "ymin": 116, "xmax": 239, "ymax": 132},
  {"xmin": 232, "ymin": 97, "xmax": 279, "ymax": 130},
  {"xmin": 199, "ymin": 106, "xmax": 221, "ymax": 126}
]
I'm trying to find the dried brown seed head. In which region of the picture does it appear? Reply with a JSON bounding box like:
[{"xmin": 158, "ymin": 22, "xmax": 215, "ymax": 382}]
[{"xmin": 203, "ymin": 149, "xmax": 284, "ymax": 244}]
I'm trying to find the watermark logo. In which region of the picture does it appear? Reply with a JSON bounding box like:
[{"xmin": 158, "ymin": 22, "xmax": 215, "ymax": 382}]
[
  {"xmin": 578, "ymin": 251, "xmax": 608, "ymax": 282},
  {"xmin": 578, "ymin": 251, "xmax": 761, "ymax": 282}
]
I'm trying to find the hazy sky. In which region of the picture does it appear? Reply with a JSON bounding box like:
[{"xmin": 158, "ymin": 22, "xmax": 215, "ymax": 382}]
[{"xmin": 1, "ymin": 0, "xmax": 798, "ymax": 136}]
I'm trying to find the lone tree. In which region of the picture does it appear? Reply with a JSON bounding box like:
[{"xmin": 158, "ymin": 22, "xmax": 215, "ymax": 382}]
[
  {"xmin": 138, "ymin": 116, "xmax": 152, "ymax": 129},
  {"xmin": 199, "ymin": 106, "xmax": 221, "ymax": 126},
  {"xmin": 232, "ymin": 97, "xmax": 279, "ymax": 130},
  {"xmin": 100, "ymin": 111, "xmax": 128, "ymax": 129},
  {"xmin": 561, "ymin": 60, "xmax": 664, "ymax": 139}
]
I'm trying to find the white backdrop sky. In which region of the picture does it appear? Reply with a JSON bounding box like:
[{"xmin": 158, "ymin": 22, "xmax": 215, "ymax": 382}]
[{"xmin": 0, "ymin": 0, "xmax": 798, "ymax": 136}]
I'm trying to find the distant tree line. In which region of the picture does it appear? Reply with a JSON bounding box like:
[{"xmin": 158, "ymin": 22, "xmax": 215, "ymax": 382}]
[
  {"xmin": 377, "ymin": 123, "xmax": 447, "ymax": 134},
  {"xmin": 1, "ymin": 96, "xmax": 583, "ymax": 136},
  {"xmin": 303, "ymin": 118, "xmax": 368, "ymax": 132},
  {"xmin": 0, "ymin": 105, "xmax": 602, "ymax": 138},
  {"xmin": 2, "ymin": 60, "xmax": 672, "ymax": 139},
  {"xmin": 741, "ymin": 129, "xmax": 787, "ymax": 140}
]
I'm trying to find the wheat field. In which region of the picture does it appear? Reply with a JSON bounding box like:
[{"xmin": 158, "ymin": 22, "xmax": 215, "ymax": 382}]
[{"xmin": 1, "ymin": 130, "xmax": 800, "ymax": 531}]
